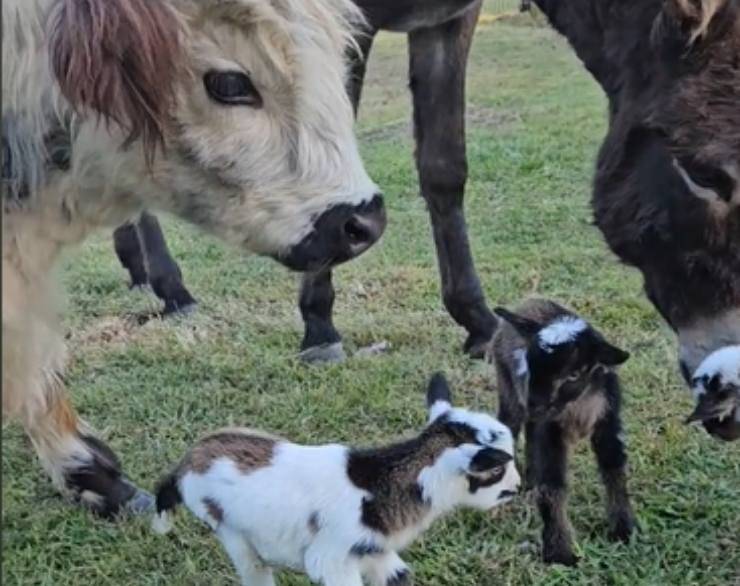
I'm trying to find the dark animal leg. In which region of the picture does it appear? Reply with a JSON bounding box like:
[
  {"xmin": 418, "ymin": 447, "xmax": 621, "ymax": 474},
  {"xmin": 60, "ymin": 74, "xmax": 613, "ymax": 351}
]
[
  {"xmin": 114, "ymin": 213, "xmax": 196, "ymax": 316},
  {"xmin": 114, "ymin": 221, "xmax": 149, "ymax": 288},
  {"xmin": 297, "ymin": 31, "xmax": 376, "ymax": 363},
  {"xmin": 136, "ymin": 212, "xmax": 197, "ymax": 315},
  {"xmin": 495, "ymin": 361, "xmax": 526, "ymax": 441},
  {"xmin": 408, "ymin": 2, "xmax": 497, "ymax": 358},
  {"xmin": 591, "ymin": 374, "xmax": 635, "ymax": 543},
  {"xmin": 528, "ymin": 421, "xmax": 578, "ymax": 566},
  {"xmin": 299, "ymin": 270, "xmax": 346, "ymax": 363}
]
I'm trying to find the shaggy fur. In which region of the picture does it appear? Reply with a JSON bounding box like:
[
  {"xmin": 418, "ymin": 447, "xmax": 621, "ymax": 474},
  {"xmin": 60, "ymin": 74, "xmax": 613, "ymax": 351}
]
[
  {"xmin": 153, "ymin": 374, "xmax": 520, "ymax": 586},
  {"xmin": 533, "ymin": 0, "xmax": 740, "ymax": 440},
  {"xmin": 2, "ymin": 0, "xmax": 382, "ymax": 515}
]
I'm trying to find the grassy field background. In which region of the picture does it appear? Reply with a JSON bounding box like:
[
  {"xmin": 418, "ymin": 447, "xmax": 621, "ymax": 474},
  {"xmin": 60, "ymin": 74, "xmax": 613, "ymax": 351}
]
[{"xmin": 3, "ymin": 7, "xmax": 739, "ymax": 586}]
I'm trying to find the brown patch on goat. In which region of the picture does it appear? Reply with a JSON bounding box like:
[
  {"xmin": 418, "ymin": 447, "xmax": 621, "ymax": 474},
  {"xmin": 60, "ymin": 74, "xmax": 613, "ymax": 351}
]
[
  {"xmin": 348, "ymin": 422, "xmax": 478, "ymax": 535},
  {"xmin": 187, "ymin": 430, "xmax": 276, "ymax": 475},
  {"xmin": 48, "ymin": 0, "xmax": 183, "ymax": 163},
  {"xmin": 203, "ymin": 496, "xmax": 224, "ymax": 524},
  {"xmin": 556, "ymin": 391, "xmax": 608, "ymax": 442},
  {"xmin": 307, "ymin": 511, "xmax": 321, "ymax": 535}
]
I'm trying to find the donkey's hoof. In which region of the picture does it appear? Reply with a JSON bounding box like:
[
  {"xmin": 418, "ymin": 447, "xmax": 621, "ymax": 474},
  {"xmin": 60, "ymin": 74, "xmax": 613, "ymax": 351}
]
[
  {"xmin": 299, "ymin": 342, "xmax": 346, "ymax": 364},
  {"xmin": 463, "ymin": 333, "xmax": 493, "ymax": 359},
  {"xmin": 163, "ymin": 300, "xmax": 198, "ymax": 317},
  {"xmin": 123, "ymin": 487, "xmax": 155, "ymax": 515}
]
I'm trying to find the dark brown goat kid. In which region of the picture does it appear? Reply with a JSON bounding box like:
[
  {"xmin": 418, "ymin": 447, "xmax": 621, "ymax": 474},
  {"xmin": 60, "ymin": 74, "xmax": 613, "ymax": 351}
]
[{"xmin": 488, "ymin": 299, "xmax": 635, "ymax": 566}]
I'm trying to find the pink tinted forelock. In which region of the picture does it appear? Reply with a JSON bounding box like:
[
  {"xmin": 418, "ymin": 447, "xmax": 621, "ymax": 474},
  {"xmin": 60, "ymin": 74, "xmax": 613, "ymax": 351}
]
[{"xmin": 48, "ymin": 0, "xmax": 183, "ymax": 164}]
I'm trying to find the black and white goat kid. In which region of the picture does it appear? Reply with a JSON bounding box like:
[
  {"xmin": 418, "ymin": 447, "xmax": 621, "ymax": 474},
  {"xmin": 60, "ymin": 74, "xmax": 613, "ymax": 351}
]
[
  {"xmin": 153, "ymin": 374, "xmax": 520, "ymax": 586},
  {"xmin": 488, "ymin": 298, "xmax": 635, "ymax": 566}
]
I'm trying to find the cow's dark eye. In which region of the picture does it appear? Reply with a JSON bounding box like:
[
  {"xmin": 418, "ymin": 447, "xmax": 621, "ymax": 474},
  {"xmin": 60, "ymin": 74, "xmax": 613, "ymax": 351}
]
[{"xmin": 204, "ymin": 71, "xmax": 262, "ymax": 107}]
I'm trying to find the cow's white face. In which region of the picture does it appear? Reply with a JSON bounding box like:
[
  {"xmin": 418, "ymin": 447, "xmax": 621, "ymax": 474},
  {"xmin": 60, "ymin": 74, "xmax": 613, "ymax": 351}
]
[
  {"xmin": 44, "ymin": 0, "xmax": 386, "ymax": 271},
  {"xmin": 157, "ymin": 0, "xmax": 385, "ymax": 269}
]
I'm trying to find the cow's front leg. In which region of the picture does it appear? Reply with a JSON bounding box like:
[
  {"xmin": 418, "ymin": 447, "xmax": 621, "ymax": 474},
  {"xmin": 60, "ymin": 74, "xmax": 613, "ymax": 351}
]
[
  {"xmin": 298, "ymin": 270, "xmax": 346, "ymax": 363},
  {"xmin": 4, "ymin": 263, "xmax": 151, "ymax": 517},
  {"xmin": 408, "ymin": 2, "xmax": 497, "ymax": 358},
  {"xmin": 297, "ymin": 30, "xmax": 377, "ymax": 364},
  {"xmin": 136, "ymin": 212, "xmax": 196, "ymax": 315}
]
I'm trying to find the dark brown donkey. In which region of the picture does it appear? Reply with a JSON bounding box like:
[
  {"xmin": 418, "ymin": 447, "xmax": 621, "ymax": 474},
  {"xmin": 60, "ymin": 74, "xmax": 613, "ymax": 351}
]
[{"xmin": 112, "ymin": 0, "xmax": 498, "ymax": 361}]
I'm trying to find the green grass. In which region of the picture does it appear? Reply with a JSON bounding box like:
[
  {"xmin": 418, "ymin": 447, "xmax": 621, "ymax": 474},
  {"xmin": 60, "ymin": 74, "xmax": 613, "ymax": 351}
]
[{"xmin": 3, "ymin": 14, "xmax": 739, "ymax": 586}]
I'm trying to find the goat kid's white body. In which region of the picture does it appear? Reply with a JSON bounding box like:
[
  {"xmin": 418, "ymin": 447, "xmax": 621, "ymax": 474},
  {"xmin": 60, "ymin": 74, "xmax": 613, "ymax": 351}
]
[
  {"xmin": 174, "ymin": 428, "xmax": 519, "ymax": 584},
  {"xmin": 178, "ymin": 442, "xmax": 435, "ymax": 583}
]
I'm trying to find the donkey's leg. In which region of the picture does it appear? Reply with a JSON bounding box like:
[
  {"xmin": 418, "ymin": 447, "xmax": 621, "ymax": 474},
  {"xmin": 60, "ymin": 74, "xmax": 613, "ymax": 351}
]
[
  {"xmin": 408, "ymin": 2, "xmax": 497, "ymax": 358},
  {"xmin": 3, "ymin": 260, "xmax": 152, "ymax": 517},
  {"xmin": 136, "ymin": 212, "xmax": 197, "ymax": 315},
  {"xmin": 297, "ymin": 31, "xmax": 376, "ymax": 364},
  {"xmin": 114, "ymin": 220, "xmax": 149, "ymax": 288}
]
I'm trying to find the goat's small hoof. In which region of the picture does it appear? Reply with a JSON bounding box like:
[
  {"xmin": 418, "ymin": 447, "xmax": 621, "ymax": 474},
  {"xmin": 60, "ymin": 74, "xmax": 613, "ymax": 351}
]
[{"xmin": 299, "ymin": 342, "xmax": 346, "ymax": 364}]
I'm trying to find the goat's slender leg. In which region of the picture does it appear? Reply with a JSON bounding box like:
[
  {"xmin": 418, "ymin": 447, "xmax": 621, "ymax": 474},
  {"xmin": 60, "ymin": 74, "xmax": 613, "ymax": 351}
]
[
  {"xmin": 136, "ymin": 212, "xmax": 197, "ymax": 315},
  {"xmin": 320, "ymin": 568, "xmax": 364, "ymax": 586},
  {"xmin": 297, "ymin": 31, "xmax": 376, "ymax": 363},
  {"xmin": 216, "ymin": 526, "xmax": 275, "ymax": 586},
  {"xmin": 591, "ymin": 373, "xmax": 635, "ymax": 543},
  {"xmin": 114, "ymin": 221, "xmax": 149, "ymax": 287},
  {"xmin": 528, "ymin": 421, "xmax": 577, "ymax": 566},
  {"xmin": 495, "ymin": 361, "xmax": 526, "ymax": 442},
  {"xmin": 3, "ymin": 261, "xmax": 151, "ymax": 517},
  {"xmin": 363, "ymin": 552, "xmax": 411, "ymax": 586},
  {"xmin": 408, "ymin": 2, "xmax": 497, "ymax": 358}
]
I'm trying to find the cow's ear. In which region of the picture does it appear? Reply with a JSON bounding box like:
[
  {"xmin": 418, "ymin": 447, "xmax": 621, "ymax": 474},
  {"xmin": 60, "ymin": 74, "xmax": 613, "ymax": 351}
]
[
  {"xmin": 661, "ymin": 0, "xmax": 728, "ymax": 44},
  {"xmin": 48, "ymin": 0, "xmax": 183, "ymax": 162}
]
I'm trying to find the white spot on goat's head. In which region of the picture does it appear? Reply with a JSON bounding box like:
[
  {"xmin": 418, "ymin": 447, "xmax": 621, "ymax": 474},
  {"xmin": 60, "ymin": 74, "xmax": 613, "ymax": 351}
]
[
  {"xmin": 691, "ymin": 345, "xmax": 740, "ymax": 399},
  {"xmin": 537, "ymin": 317, "xmax": 589, "ymax": 352},
  {"xmin": 421, "ymin": 373, "xmax": 520, "ymax": 513},
  {"xmin": 687, "ymin": 345, "xmax": 740, "ymax": 441}
]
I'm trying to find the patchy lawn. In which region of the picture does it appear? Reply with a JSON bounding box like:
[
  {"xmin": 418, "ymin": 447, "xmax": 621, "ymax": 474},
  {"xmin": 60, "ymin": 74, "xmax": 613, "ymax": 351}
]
[{"xmin": 3, "ymin": 10, "xmax": 738, "ymax": 586}]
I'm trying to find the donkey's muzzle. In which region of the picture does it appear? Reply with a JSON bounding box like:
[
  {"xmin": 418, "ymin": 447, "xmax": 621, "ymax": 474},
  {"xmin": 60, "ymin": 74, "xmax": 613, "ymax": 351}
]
[{"xmin": 280, "ymin": 194, "xmax": 386, "ymax": 272}]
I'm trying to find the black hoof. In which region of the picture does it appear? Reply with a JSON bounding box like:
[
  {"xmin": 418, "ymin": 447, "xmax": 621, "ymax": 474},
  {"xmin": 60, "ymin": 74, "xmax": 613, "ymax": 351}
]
[
  {"xmin": 543, "ymin": 548, "xmax": 579, "ymax": 567},
  {"xmin": 65, "ymin": 435, "xmax": 154, "ymax": 519},
  {"xmin": 608, "ymin": 514, "xmax": 636, "ymax": 544},
  {"xmin": 464, "ymin": 331, "xmax": 494, "ymax": 359},
  {"xmin": 299, "ymin": 342, "xmax": 347, "ymax": 364},
  {"xmin": 162, "ymin": 299, "xmax": 198, "ymax": 317}
]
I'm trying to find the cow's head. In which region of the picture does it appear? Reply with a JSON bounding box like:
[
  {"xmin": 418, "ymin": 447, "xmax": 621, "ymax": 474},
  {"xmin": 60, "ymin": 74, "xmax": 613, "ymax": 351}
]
[
  {"xmin": 574, "ymin": 0, "xmax": 740, "ymax": 439},
  {"xmin": 47, "ymin": 0, "xmax": 385, "ymax": 272}
]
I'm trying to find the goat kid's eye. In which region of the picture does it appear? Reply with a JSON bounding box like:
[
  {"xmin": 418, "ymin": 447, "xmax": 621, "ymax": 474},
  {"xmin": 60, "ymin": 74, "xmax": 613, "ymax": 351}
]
[
  {"xmin": 565, "ymin": 372, "xmax": 581, "ymax": 382},
  {"xmin": 204, "ymin": 71, "xmax": 263, "ymax": 107},
  {"xmin": 489, "ymin": 465, "xmax": 504, "ymax": 476}
]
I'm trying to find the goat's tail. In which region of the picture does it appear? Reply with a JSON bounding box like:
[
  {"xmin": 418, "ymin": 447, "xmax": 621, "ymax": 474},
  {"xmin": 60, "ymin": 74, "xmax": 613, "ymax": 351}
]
[{"xmin": 151, "ymin": 471, "xmax": 181, "ymax": 535}]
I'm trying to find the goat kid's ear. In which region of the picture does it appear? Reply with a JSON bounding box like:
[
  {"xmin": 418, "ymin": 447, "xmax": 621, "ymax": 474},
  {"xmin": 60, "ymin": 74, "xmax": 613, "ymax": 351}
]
[
  {"xmin": 598, "ymin": 342, "xmax": 630, "ymax": 366},
  {"xmin": 427, "ymin": 372, "xmax": 452, "ymax": 423},
  {"xmin": 494, "ymin": 307, "xmax": 541, "ymax": 339},
  {"xmin": 467, "ymin": 447, "xmax": 513, "ymax": 476}
]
